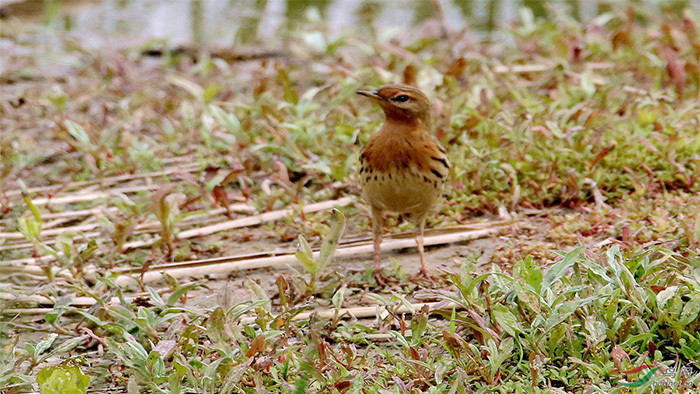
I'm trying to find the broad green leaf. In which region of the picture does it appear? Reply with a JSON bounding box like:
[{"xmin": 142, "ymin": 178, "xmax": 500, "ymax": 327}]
[
  {"xmin": 543, "ymin": 296, "xmax": 597, "ymax": 332},
  {"xmin": 514, "ymin": 256, "xmax": 543, "ymax": 294},
  {"xmin": 244, "ymin": 278, "xmax": 269, "ymax": 303},
  {"xmin": 584, "ymin": 316, "xmax": 607, "ymax": 341},
  {"xmin": 411, "ymin": 305, "xmax": 429, "ymax": 343},
  {"xmin": 492, "ymin": 305, "xmax": 520, "ymax": 337},
  {"xmin": 542, "ymin": 247, "xmax": 584, "ymax": 294},
  {"xmin": 37, "ymin": 363, "xmax": 90, "ymax": 394}
]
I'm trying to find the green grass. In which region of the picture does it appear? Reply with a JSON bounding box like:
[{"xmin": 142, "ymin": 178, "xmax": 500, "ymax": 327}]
[{"xmin": 3, "ymin": 247, "xmax": 697, "ymax": 392}]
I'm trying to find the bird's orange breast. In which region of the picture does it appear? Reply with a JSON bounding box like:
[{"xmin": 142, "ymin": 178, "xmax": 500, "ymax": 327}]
[
  {"xmin": 360, "ymin": 125, "xmax": 447, "ymax": 174},
  {"xmin": 359, "ymin": 125, "xmax": 450, "ymax": 217}
]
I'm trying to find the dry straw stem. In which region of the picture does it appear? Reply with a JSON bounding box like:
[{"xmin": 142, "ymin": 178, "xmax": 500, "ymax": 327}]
[
  {"xmin": 1, "ymin": 308, "xmax": 56, "ymax": 315},
  {"xmin": 0, "ymin": 285, "xmax": 178, "ymax": 312},
  {"xmin": 0, "ymin": 207, "xmax": 119, "ymax": 226},
  {"xmin": 2, "ymin": 300, "xmax": 459, "ymax": 327},
  {"xmin": 25, "ymin": 184, "xmax": 163, "ymax": 206},
  {"xmin": 2, "ymin": 161, "xmax": 201, "ymax": 198},
  {"xmin": 492, "ymin": 61, "xmax": 614, "ymax": 74},
  {"xmin": 174, "ymin": 197, "xmax": 355, "ymax": 239},
  {"xmin": 239, "ymin": 300, "xmax": 461, "ymax": 325},
  {"xmin": 113, "ymin": 221, "xmax": 511, "ymax": 286},
  {"xmin": 0, "ymin": 293, "xmax": 122, "ymax": 307},
  {"xmin": 0, "ymin": 224, "xmax": 101, "ymax": 241},
  {"xmin": 493, "ymin": 62, "xmax": 664, "ymax": 101},
  {"xmin": 117, "ymin": 197, "xmax": 355, "ymax": 251},
  {"xmin": 0, "ymin": 231, "xmax": 102, "ymax": 252},
  {"xmin": 0, "ymin": 202, "xmax": 254, "ymax": 244},
  {"xmin": 0, "ymin": 197, "xmax": 355, "ymax": 272}
]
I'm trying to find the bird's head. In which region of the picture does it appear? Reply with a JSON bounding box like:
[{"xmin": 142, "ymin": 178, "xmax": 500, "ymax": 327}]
[{"xmin": 357, "ymin": 85, "xmax": 432, "ymax": 125}]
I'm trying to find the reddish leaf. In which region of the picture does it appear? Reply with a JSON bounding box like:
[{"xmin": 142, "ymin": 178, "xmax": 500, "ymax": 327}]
[
  {"xmin": 658, "ymin": 46, "xmax": 687, "ymax": 93},
  {"xmin": 269, "ymin": 159, "xmax": 292, "ymax": 189},
  {"xmin": 650, "ymin": 285, "xmax": 666, "ymax": 294},
  {"xmin": 621, "ymin": 225, "xmax": 632, "ymax": 244},
  {"xmin": 220, "ymin": 168, "xmax": 244, "ymax": 187},
  {"xmin": 334, "ymin": 381, "xmax": 351, "ymax": 392},
  {"xmin": 441, "ymin": 329, "xmax": 466, "ymax": 356},
  {"xmin": 402, "ymin": 64, "xmax": 416, "ymax": 86},
  {"xmin": 444, "ymin": 57, "xmax": 466, "ymax": 78},
  {"xmin": 246, "ymin": 334, "xmax": 266, "ymax": 358},
  {"xmin": 211, "ymin": 185, "xmax": 231, "ymax": 217},
  {"xmin": 467, "ymin": 309, "xmax": 499, "ymax": 340},
  {"xmin": 617, "ymin": 364, "xmax": 653, "ymax": 375},
  {"xmin": 612, "ymin": 344, "xmax": 630, "ymax": 370},
  {"xmin": 589, "ymin": 141, "xmax": 617, "ymax": 168},
  {"xmin": 648, "ymin": 341, "xmax": 658, "ymax": 355},
  {"xmin": 569, "ymin": 36, "xmax": 583, "ymax": 63}
]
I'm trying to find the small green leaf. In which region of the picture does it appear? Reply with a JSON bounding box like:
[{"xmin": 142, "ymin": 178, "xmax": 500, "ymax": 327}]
[
  {"xmin": 23, "ymin": 193, "xmax": 42, "ymax": 223},
  {"xmin": 656, "ymin": 286, "xmax": 678, "ymax": 309},
  {"xmin": 63, "ymin": 120, "xmax": 91, "ymax": 147},
  {"xmin": 332, "ymin": 284, "xmax": 347, "ymax": 311},
  {"xmin": 166, "ymin": 284, "xmax": 198, "ymax": 307},
  {"xmin": 48, "ymin": 90, "xmax": 68, "ymax": 113},
  {"xmin": 680, "ymin": 293, "xmax": 700, "ymax": 325},
  {"xmin": 202, "ymin": 84, "xmax": 220, "ymax": 103},
  {"xmin": 580, "ymin": 71, "xmax": 596, "ymax": 98},
  {"xmin": 411, "ymin": 305, "xmax": 430, "ymax": 344},
  {"xmin": 208, "ymin": 105, "xmax": 248, "ymax": 142},
  {"xmin": 296, "ymin": 235, "xmax": 317, "ymax": 275},
  {"xmin": 35, "ymin": 334, "xmax": 58, "ymax": 356},
  {"xmin": 317, "ymin": 209, "xmax": 346, "ymax": 272},
  {"xmin": 167, "ymin": 75, "xmax": 204, "ymax": 99}
]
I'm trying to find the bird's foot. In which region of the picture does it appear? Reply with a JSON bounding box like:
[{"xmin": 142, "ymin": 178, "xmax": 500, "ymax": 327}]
[
  {"xmin": 412, "ymin": 269, "xmax": 441, "ymax": 283},
  {"xmin": 373, "ymin": 269, "xmax": 398, "ymax": 286}
]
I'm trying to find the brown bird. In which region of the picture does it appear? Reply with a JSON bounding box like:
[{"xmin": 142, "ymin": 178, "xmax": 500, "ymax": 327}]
[{"xmin": 357, "ymin": 84, "xmax": 450, "ymax": 279}]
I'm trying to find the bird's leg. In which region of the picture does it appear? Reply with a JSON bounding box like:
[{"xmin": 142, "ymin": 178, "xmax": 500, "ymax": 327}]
[
  {"xmin": 371, "ymin": 206, "xmax": 383, "ymax": 271},
  {"xmin": 413, "ymin": 216, "xmax": 438, "ymax": 282},
  {"xmin": 371, "ymin": 206, "xmax": 395, "ymax": 285},
  {"xmin": 416, "ymin": 217, "xmax": 427, "ymax": 276}
]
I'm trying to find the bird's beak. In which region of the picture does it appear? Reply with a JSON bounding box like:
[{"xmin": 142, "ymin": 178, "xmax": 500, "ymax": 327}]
[{"xmin": 356, "ymin": 90, "xmax": 381, "ymax": 100}]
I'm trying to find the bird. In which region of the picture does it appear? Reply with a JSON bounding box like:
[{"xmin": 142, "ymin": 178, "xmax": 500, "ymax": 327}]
[{"xmin": 356, "ymin": 84, "xmax": 450, "ymax": 280}]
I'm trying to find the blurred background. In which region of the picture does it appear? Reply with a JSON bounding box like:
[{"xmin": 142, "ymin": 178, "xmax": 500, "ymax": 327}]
[{"xmin": 0, "ymin": 0, "xmax": 684, "ymax": 48}]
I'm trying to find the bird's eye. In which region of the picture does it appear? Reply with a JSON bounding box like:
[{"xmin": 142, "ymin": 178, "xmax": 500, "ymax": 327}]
[{"xmin": 392, "ymin": 95, "xmax": 410, "ymax": 102}]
